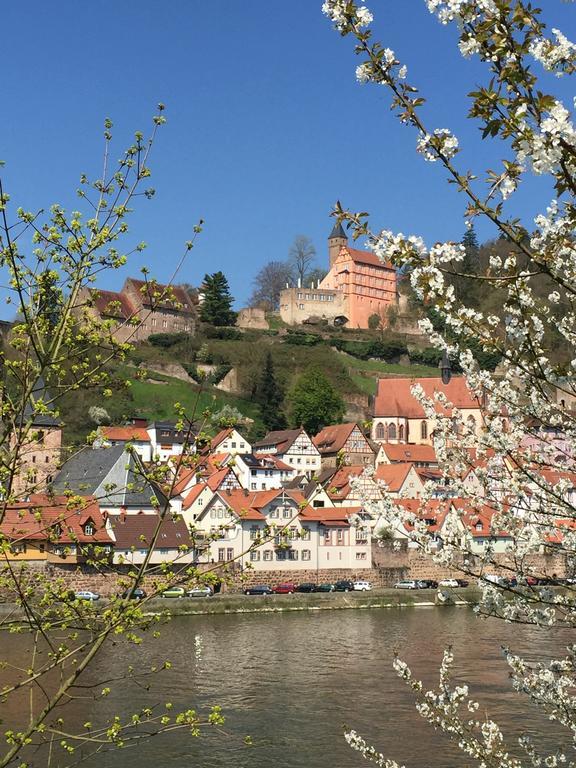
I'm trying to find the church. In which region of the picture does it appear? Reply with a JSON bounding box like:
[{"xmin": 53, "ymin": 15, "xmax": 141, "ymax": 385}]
[{"xmin": 279, "ymin": 223, "xmax": 397, "ymax": 329}]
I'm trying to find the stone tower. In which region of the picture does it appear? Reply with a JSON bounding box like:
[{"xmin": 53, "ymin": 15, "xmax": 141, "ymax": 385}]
[{"xmin": 328, "ymin": 221, "xmax": 348, "ymax": 268}]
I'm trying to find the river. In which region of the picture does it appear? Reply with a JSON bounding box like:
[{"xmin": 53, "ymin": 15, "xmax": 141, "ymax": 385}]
[{"xmin": 2, "ymin": 606, "xmax": 570, "ymax": 767}]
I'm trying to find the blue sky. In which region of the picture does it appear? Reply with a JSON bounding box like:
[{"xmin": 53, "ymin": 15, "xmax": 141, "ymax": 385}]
[{"xmin": 0, "ymin": 1, "xmax": 574, "ymax": 313}]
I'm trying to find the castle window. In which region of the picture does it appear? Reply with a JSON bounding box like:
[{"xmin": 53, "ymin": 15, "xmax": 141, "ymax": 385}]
[
  {"xmin": 375, "ymin": 423, "xmax": 385, "ymax": 440},
  {"xmin": 388, "ymin": 423, "xmax": 397, "ymax": 440},
  {"xmin": 298, "ymin": 304, "xmax": 304, "ymax": 310},
  {"xmin": 420, "ymin": 421, "xmax": 428, "ymax": 440},
  {"xmin": 399, "ymin": 424, "xmax": 404, "ymax": 441}
]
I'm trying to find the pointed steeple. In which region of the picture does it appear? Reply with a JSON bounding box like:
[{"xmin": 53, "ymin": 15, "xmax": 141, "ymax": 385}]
[{"xmin": 328, "ymin": 221, "xmax": 347, "ymax": 240}]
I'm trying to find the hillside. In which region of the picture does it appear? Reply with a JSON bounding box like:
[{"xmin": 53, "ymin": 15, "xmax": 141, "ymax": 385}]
[{"xmin": 58, "ymin": 323, "xmax": 441, "ymax": 446}]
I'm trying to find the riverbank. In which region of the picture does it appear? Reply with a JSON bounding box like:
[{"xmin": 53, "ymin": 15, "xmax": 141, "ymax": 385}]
[{"xmin": 0, "ymin": 587, "xmax": 480, "ymax": 624}]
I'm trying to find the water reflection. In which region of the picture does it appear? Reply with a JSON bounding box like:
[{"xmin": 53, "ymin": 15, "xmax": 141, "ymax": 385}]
[{"xmin": 1, "ymin": 607, "xmax": 572, "ymax": 768}]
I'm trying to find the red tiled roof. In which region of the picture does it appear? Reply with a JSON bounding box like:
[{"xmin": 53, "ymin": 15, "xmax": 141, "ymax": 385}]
[
  {"xmin": 211, "ymin": 428, "xmax": 233, "ymax": 450},
  {"xmin": 379, "ymin": 443, "xmax": 437, "ymax": 464},
  {"xmin": 182, "ymin": 483, "xmax": 210, "ymax": 510},
  {"xmin": 207, "ymin": 468, "xmax": 238, "ymax": 491},
  {"xmin": 344, "ymin": 246, "xmax": 394, "ymax": 271},
  {"xmin": 89, "ymin": 289, "xmax": 135, "ymax": 320},
  {"xmin": 1, "ymin": 496, "xmax": 112, "ymax": 544},
  {"xmin": 313, "ymin": 423, "xmax": 372, "ymax": 455},
  {"xmin": 101, "ymin": 426, "xmax": 150, "ymax": 442},
  {"xmin": 124, "ymin": 278, "xmax": 195, "ymax": 314},
  {"xmin": 374, "ymin": 377, "xmax": 482, "ymax": 419},
  {"xmin": 375, "ymin": 463, "xmax": 415, "ymax": 493}
]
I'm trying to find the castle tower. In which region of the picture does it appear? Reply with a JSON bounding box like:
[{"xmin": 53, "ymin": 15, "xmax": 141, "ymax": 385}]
[{"xmin": 328, "ymin": 221, "xmax": 348, "ymax": 268}]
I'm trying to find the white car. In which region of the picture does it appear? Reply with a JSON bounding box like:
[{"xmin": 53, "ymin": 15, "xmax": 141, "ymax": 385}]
[
  {"xmin": 438, "ymin": 578, "xmax": 459, "ymax": 588},
  {"xmin": 74, "ymin": 590, "xmax": 100, "ymax": 601},
  {"xmin": 187, "ymin": 586, "xmax": 213, "ymax": 598},
  {"xmin": 353, "ymin": 581, "xmax": 372, "ymax": 591}
]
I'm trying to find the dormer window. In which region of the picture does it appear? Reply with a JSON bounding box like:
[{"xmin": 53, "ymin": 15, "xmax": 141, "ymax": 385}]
[{"xmin": 83, "ymin": 521, "xmax": 94, "ymax": 536}]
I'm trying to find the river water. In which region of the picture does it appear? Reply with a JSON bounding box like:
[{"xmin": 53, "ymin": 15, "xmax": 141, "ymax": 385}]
[{"xmin": 2, "ymin": 606, "xmax": 571, "ymax": 767}]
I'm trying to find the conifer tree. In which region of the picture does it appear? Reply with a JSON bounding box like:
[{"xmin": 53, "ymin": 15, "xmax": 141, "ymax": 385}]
[
  {"xmin": 199, "ymin": 271, "xmax": 237, "ymax": 326},
  {"xmin": 254, "ymin": 352, "xmax": 286, "ymax": 431}
]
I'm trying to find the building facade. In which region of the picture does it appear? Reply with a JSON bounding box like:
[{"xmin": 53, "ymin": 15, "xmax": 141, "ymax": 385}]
[{"xmin": 280, "ymin": 223, "xmax": 397, "ymax": 330}]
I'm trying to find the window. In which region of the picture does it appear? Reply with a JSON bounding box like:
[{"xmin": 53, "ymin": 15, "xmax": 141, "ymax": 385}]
[
  {"xmin": 302, "ymin": 549, "xmax": 311, "ymax": 561},
  {"xmin": 251, "ymin": 483, "xmax": 257, "ymax": 490},
  {"xmin": 375, "ymin": 423, "xmax": 385, "ymax": 440},
  {"xmin": 298, "ymin": 304, "xmax": 304, "ymax": 310},
  {"xmin": 420, "ymin": 421, "xmax": 428, "ymax": 440},
  {"xmin": 218, "ymin": 548, "xmax": 225, "ymax": 562},
  {"xmin": 399, "ymin": 424, "xmax": 404, "ymax": 441},
  {"xmin": 356, "ymin": 552, "xmax": 367, "ymax": 560},
  {"xmin": 31, "ymin": 455, "xmax": 36, "ymax": 464},
  {"xmin": 289, "ymin": 526, "xmax": 298, "ymax": 540},
  {"xmin": 263, "ymin": 550, "xmax": 272, "ymax": 561},
  {"xmin": 324, "ymin": 530, "xmax": 331, "ymax": 543},
  {"xmin": 337, "ymin": 529, "xmax": 343, "ymax": 543},
  {"xmin": 84, "ymin": 522, "xmax": 94, "ymax": 536},
  {"xmin": 276, "ymin": 550, "xmax": 287, "ymax": 560},
  {"xmin": 250, "ymin": 526, "xmax": 259, "ymax": 540},
  {"xmin": 283, "ymin": 509, "xmax": 291, "ymax": 519},
  {"xmin": 288, "ymin": 550, "xmax": 298, "ymax": 560},
  {"xmin": 45, "ymin": 455, "xmax": 50, "ymax": 463},
  {"xmin": 313, "ymin": 500, "xmax": 325, "ymax": 508},
  {"xmin": 227, "ymin": 548, "xmax": 234, "ymax": 561},
  {"xmin": 301, "ymin": 527, "xmax": 311, "ymax": 541},
  {"xmin": 388, "ymin": 423, "xmax": 397, "ymax": 440},
  {"xmin": 10, "ymin": 543, "xmax": 26, "ymax": 554},
  {"xmin": 231, "ymin": 442, "xmax": 236, "ymax": 448},
  {"xmin": 250, "ymin": 550, "xmax": 260, "ymax": 561}
]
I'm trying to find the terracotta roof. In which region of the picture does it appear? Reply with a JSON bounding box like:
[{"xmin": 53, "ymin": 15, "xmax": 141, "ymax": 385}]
[
  {"xmin": 379, "ymin": 443, "xmax": 437, "ymax": 464},
  {"xmin": 374, "ymin": 377, "xmax": 482, "ymax": 419},
  {"xmin": 1, "ymin": 496, "xmax": 112, "ymax": 544},
  {"xmin": 109, "ymin": 512, "xmax": 195, "ymax": 549},
  {"xmin": 211, "ymin": 428, "xmax": 233, "ymax": 450},
  {"xmin": 89, "ymin": 289, "xmax": 135, "ymax": 320},
  {"xmin": 396, "ymin": 498, "xmax": 453, "ymax": 534},
  {"xmin": 374, "ymin": 463, "xmax": 415, "ymax": 493},
  {"xmin": 182, "ymin": 483, "xmax": 210, "ymax": 510},
  {"xmin": 313, "ymin": 423, "xmax": 372, "ymax": 455},
  {"xmin": 101, "ymin": 426, "xmax": 150, "ymax": 442},
  {"xmin": 343, "ymin": 246, "xmax": 394, "ymax": 271},
  {"xmin": 124, "ymin": 278, "xmax": 195, "ymax": 314},
  {"xmin": 207, "ymin": 467, "xmax": 238, "ymax": 491}
]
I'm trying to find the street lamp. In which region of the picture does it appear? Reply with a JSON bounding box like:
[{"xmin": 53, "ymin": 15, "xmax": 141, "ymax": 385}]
[{"xmin": 439, "ymin": 350, "xmax": 452, "ymax": 385}]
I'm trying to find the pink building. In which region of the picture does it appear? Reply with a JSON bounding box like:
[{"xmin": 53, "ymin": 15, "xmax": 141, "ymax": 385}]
[{"xmin": 280, "ymin": 224, "xmax": 397, "ymax": 329}]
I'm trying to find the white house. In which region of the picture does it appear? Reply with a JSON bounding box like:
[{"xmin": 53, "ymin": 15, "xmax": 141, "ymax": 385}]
[
  {"xmin": 233, "ymin": 454, "xmax": 297, "ymax": 490},
  {"xmin": 253, "ymin": 428, "xmax": 321, "ymax": 478}
]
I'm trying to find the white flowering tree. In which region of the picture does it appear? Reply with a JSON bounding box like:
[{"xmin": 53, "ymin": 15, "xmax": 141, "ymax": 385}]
[{"xmin": 323, "ymin": 1, "xmax": 576, "ymax": 766}]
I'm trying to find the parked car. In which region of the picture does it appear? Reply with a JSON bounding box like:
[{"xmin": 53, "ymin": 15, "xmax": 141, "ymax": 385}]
[
  {"xmin": 393, "ymin": 580, "xmax": 419, "ymax": 590},
  {"xmin": 334, "ymin": 580, "xmax": 355, "ymax": 592},
  {"xmin": 314, "ymin": 583, "xmax": 335, "ymax": 592},
  {"xmin": 161, "ymin": 586, "xmax": 186, "ymax": 598},
  {"xmin": 187, "ymin": 586, "xmax": 212, "ymax": 598},
  {"xmin": 244, "ymin": 585, "xmax": 273, "ymax": 595},
  {"xmin": 416, "ymin": 579, "xmax": 438, "ymax": 589},
  {"xmin": 121, "ymin": 588, "xmax": 147, "ymax": 601},
  {"xmin": 295, "ymin": 583, "xmax": 317, "ymax": 593},
  {"xmin": 272, "ymin": 583, "xmax": 296, "ymax": 594},
  {"xmin": 74, "ymin": 590, "xmax": 100, "ymax": 601},
  {"xmin": 455, "ymin": 579, "xmax": 469, "ymax": 587},
  {"xmin": 438, "ymin": 579, "xmax": 460, "ymax": 588},
  {"xmin": 353, "ymin": 581, "xmax": 372, "ymax": 592}
]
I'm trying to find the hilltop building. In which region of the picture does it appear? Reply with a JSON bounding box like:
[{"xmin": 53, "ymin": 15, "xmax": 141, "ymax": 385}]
[
  {"xmin": 279, "ymin": 223, "xmax": 397, "ymax": 329},
  {"xmin": 79, "ymin": 277, "xmax": 197, "ymax": 343}
]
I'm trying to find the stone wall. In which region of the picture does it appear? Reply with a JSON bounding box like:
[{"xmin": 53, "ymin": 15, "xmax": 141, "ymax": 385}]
[
  {"xmin": 237, "ymin": 308, "xmax": 268, "ymax": 330},
  {"xmin": 373, "ymin": 541, "xmax": 569, "ymax": 581}
]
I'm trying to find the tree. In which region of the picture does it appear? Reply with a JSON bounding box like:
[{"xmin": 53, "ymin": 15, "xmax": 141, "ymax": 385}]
[
  {"xmin": 288, "ymin": 235, "xmax": 316, "ymax": 286},
  {"xmin": 199, "ymin": 271, "xmax": 237, "ymax": 326},
  {"xmin": 324, "ymin": 1, "xmax": 576, "ymax": 766},
  {"xmin": 287, "ymin": 367, "xmax": 344, "ymax": 434},
  {"xmin": 249, "ymin": 260, "xmax": 294, "ymax": 311},
  {"xmin": 306, "ymin": 267, "xmax": 328, "ymax": 287},
  {"xmin": 253, "ymin": 352, "xmax": 286, "ymax": 431},
  {"xmin": 0, "ymin": 108, "xmax": 231, "ymax": 767}
]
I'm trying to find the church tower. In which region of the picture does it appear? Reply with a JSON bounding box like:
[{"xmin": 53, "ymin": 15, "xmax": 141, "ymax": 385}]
[{"xmin": 328, "ymin": 221, "xmax": 348, "ymax": 268}]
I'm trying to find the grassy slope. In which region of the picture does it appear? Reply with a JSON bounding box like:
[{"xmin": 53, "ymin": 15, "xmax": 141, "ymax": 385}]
[{"xmin": 59, "ymin": 328, "xmax": 439, "ymax": 445}]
